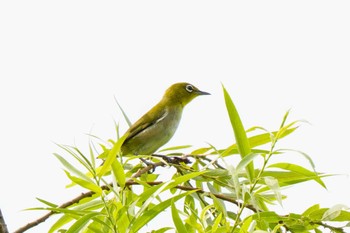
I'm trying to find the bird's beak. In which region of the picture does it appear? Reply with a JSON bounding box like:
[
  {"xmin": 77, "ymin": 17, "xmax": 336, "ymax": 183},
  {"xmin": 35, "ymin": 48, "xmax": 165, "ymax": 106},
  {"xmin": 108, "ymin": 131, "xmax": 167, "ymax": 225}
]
[{"xmin": 197, "ymin": 90, "xmax": 211, "ymax": 95}]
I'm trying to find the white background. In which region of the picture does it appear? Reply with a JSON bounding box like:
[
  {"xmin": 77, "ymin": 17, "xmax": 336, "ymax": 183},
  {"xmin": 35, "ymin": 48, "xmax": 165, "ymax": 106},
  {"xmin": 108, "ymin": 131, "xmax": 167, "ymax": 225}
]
[{"xmin": 1, "ymin": 1, "xmax": 350, "ymax": 232}]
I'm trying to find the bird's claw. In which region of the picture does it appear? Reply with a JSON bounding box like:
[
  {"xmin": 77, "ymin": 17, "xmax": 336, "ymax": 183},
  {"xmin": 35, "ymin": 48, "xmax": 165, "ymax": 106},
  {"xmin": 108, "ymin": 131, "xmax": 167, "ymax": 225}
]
[{"xmin": 152, "ymin": 154, "xmax": 191, "ymax": 164}]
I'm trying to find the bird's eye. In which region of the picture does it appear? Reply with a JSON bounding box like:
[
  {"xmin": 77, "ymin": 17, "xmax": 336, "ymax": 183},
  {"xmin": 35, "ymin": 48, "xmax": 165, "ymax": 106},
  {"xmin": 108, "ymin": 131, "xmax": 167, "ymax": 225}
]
[{"xmin": 185, "ymin": 84, "xmax": 194, "ymax": 93}]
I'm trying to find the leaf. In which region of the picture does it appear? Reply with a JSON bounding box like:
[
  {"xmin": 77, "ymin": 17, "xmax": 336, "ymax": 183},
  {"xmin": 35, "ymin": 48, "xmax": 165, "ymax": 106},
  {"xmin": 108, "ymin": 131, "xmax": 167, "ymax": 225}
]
[
  {"xmin": 64, "ymin": 171, "xmax": 102, "ymax": 195},
  {"xmin": 212, "ymin": 212, "xmax": 222, "ymax": 232},
  {"xmin": 191, "ymin": 147, "xmax": 212, "ymax": 155},
  {"xmin": 302, "ymin": 204, "xmax": 320, "ymax": 217},
  {"xmin": 114, "ymin": 96, "xmax": 132, "ymax": 127},
  {"xmin": 268, "ymin": 163, "xmax": 327, "ymax": 188},
  {"xmin": 322, "ymin": 204, "xmax": 349, "ymax": 221},
  {"xmin": 159, "ymin": 145, "xmax": 192, "ymax": 152},
  {"xmin": 134, "ymin": 171, "xmax": 206, "ymax": 221},
  {"xmin": 111, "ymin": 159, "xmax": 126, "ymax": 188},
  {"xmin": 54, "ymin": 153, "xmax": 92, "ymax": 182},
  {"xmin": 36, "ymin": 198, "xmax": 57, "ymax": 208},
  {"xmin": 171, "ymin": 200, "xmax": 187, "ymax": 233},
  {"xmin": 252, "ymin": 211, "xmax": 281, "ymax": 222},
  {"xmin": 49, "ymin": 214, "xmax": 74, "ymax": 233},
  {"xmin": 200, "ymin": 204, "xmax": 214, "ymax": 223},
  {"xmin": 274, "ymin": 149, "xmax": 317, "ymax": 172},
  {"xmin": 88, "ymin": 141, "xmax": 96, "ymax": 170},
  {"xmin": 263, "ymin": 176, "xmax": 282, "ymax": 206},
  {"xmin": 221, "ymin": 127, "xmax": 297, "ymax": 156},
  {"xmin": 222, "ymin": 84, "xmax": 254, "ymax": 181},
  {"xmin": 55, "ymin": 144, "xmax": 91, "ymax": 171},
  {"xmin": 66, "ymin": 212, "xmax": 102, "ymax": 233},
  {"xmin": 97, "ymin": 133, "xmax": 128, "ymax": 178},
  {"xmin": 236, "ymin": 153, "xmax": 260, "ymax": 173},
  {"xmin": 129, "ymin": 191, "xmax": 196, "ymax": 233},
  {"xmin": 151, "ymin": 227, "xmax": 174, "ymax": 233}
]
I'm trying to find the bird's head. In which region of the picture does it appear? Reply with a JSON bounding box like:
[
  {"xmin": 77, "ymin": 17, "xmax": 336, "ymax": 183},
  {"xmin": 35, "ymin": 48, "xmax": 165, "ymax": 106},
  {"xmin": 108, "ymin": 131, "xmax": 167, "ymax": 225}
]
[{"xmin": 162, "ymin": 82, "xmax": 210, "ymax": 107}]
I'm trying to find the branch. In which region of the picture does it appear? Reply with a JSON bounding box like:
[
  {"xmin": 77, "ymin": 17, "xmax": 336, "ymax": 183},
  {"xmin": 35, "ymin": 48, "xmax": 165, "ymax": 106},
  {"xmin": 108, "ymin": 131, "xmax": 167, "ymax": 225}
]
[
  {"xmin": 15, "ymin": 160, "xmax": 254, "ymax": 232},
  {"xmin": 311, "ymin": 221, "xmax": 346, "ymax": 233},
  {"xmin": 0, "ymin": 209, "xmax": 9, "ymax": 233},
  {"xmin": 126, "ymin": 180, "xmax": 258, "ymax": 212},
  {"xmin": 14, "ymin": 162, "xmax": 164, "ymax": 233}
]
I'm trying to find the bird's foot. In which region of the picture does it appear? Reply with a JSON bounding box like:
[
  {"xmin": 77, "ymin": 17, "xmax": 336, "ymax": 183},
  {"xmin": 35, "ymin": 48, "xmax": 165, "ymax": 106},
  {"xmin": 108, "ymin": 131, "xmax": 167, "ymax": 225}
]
[
  {"xmin": 152, "ymin": 154, "xmax": 191, "ymax": 164},
  {"xmin": 140, "ymin": 158, "xmax": 158, "ymax": 172}
]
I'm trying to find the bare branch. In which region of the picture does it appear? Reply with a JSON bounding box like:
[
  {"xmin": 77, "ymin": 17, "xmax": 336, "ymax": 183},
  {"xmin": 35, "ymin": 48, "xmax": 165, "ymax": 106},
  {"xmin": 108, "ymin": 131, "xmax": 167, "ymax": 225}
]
[
  {"xmin": 0, "ymin": 209, "xmax": 9, "ymax": 233},
  {"xmin": 15, "ymin": 174, "xmax": 255, "ymax": 233}
]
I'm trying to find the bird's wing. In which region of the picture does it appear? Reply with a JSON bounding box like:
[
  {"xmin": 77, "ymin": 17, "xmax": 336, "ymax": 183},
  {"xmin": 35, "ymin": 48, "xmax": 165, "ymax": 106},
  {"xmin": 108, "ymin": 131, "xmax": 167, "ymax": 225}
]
[{"xmin": 123, "ymin": 109, "xmax": 168, "ymax": 143}]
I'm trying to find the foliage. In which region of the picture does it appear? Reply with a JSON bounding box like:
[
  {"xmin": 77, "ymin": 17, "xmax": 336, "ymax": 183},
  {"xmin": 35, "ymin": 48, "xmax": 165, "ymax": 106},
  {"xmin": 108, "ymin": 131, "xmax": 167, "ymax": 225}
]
[{"xmin": 23, "ymin": 85, "xmax": 350, "ymax": 233}]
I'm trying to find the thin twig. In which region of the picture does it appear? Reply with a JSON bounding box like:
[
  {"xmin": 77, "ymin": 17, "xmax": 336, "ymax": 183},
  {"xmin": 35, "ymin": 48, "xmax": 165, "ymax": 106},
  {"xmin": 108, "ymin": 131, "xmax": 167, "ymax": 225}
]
[
  {"xmin": 310, "ymin": 221, "xmax": 346, "ymax": 233},
  {"xmin": 188, "ymin": 154, "xmax": 225, "ymax": 169},
  {"xmin": 14, "ymin": 160, "xmax": 254, "ymax": 233},
  {"xmin": 14, "ymin": 162, "xmax": 161, "ymax": 233}
]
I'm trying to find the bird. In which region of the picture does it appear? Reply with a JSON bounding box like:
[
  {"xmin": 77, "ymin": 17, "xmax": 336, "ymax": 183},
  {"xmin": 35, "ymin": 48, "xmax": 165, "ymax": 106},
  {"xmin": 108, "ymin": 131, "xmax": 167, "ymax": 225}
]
[{"xmin": 120, "ymin": 82, "xmax": 210, "ymax": 156}]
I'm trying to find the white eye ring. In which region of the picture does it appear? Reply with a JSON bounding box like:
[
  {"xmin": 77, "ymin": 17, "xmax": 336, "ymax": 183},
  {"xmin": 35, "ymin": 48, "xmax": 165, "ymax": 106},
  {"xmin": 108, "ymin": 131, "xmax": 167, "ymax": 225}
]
[{"xmin": 186, "ymin": 84, "xmax": 194, "ymax": 93}]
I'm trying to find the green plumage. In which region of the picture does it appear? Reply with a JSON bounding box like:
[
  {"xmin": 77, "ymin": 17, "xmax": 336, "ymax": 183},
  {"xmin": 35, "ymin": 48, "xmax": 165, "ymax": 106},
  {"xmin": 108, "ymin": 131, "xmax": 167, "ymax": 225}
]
[{"xmin": 121, "ymin": 82, "xmax": 209, "ymax": 155}]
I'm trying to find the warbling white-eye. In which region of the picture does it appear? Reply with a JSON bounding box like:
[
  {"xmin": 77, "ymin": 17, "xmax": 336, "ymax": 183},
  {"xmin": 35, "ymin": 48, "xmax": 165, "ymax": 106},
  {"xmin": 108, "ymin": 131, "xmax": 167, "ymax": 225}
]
[{"xmin": 121, "ymin": 82, "xmax": 210, "ymax": 155}]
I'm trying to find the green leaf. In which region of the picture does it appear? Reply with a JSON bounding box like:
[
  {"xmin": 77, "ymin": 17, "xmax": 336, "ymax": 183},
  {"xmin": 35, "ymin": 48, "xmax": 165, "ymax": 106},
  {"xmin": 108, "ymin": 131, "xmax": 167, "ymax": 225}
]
[
  {"xmin": 275, "ymin": 120, "xmax": 300, "ymax": 141},
  {"xmin": 322, "ymin": 204, "xmax": 349, "ymax": 221},
  {"xmin": 48, "ymin": 196, "xmax": 105, "ymax": 233},
  {"xmin": 134, "ymin": 171, "xmax": 206, "ymax": 223},
  {"xmin": 302, "ymin": 204, "xmax": 320, "ymax": 217},
  {"xmin": 334, "ymin": 210, "xmax": 350, "ymax": 221},
  {"xmin": 212, "ymin": 212, "xmax": 222, "ymax": 232},
  {"xmin": 111, "ymin": 159, "xmax": 126, "ymax": 188},
  {"xmin": 66, "ymin": 212, "xmax": 102, "ymax": 233},
  {"xmin": 97, "ymin": 133, "xmax": 128, "ymax": 178},
  {"xmin": 222, "ymin": 84, "xmax": 254, "ymax": 181},
  {"xmin": 49, "ymin": 214, "xmax": 74, "ymax": 233},
  {"xmin": 114, "ymin": 97, "xmax": 132, "ymax": 127},
  {"xmin": 54, "ymin": 153, "xmax": 92, "ymax": 182},
  {"xmin": 171, "ymin": 200, "xmax": 187, "ymax": 233},
  {"xmin": 88, "ymin": 141, "xmax": 96, "ymax": 170},
  {"xmin": 268, "ymin": 163, "xmax": 326, "ymax": 188},
  {"xmin": 264, "ymin": 176, "xmax": 282, "ymax": 206},
  {"xmin": 55, "ymin": 144, "xmax": 91, "ymax": 171},
  {"xmin": 64, "ymin": 171, "xmax": 102, "ymax": 195},
  {"xmin": 129, "ymin": 191, "xmax": 196, "ymax": 233},
  {"xmin": 169, "ymin": 171, "xmax": 207, "ymax": 187},
  {"xmin": 36, "ymin": 198, "xmax": 57, "ymax": 208},
  {"xmin": 274, "ymin": 149, "xmax": 317, "ymax": 172},
  {"xmin": 252, "ymin": 211, "xmax": 281, "ymax": 222},
  {"xmin": 151, "ymin": 227, "xmax": 174, "ymax": 233},
  {"xmin": 222, "ymin": 127, "xmax": 297, "ymax": 156},
  {"xmin": 159, "ymin": 145, "xmax": 192, "ymax": 152},
  {"xmin": 191, "ymin": 147, "xmax": 212, "ymax": 155},
  {"xmin": 236, "ymin": 153, "xmax": 260, "ymax": 173}
]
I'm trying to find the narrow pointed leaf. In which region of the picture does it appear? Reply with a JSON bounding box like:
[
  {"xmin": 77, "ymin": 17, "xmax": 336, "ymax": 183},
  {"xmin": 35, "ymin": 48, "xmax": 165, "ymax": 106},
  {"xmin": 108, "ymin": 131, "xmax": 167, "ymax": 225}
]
[
  {"xmin": 114, "ymin": 97, "xmax": 132, "ymax": 127},
  {"xmin": 222, "ymin": 85, "xmax": 254, "ymax": 181},
  {"xmin": 264, "ymin": 176, "xmax": 282, "ymax": 206},
  {"xmin": 268, "ymin": 163, "xmax": 326, "ymax": 188},
  {"xmin": 64, "ymin": 171, "xmax": 102, "ymax": 195},
  {"xmin": 36, "ymin": 198, "xmax": 57, "ymax": 208},
  {"xmin": 66, "ymin": 212, "xmax": 102, "ymax": 233},
  {"xmin": 171, "ymin": 200, "xmax": 187, "ymax": 233},
  {"xmin": 222, "ymin": 127, "xmax": 297, "ymax": 156},
  {"xmin": 236, "ymin": 153, "xmax": 259, "ymax": 173},
  {"xmin": 322, "ymin": 204, "xmax": 349, "ymax": 221},
  {"xmin": 159, "ymin": 145, "xmax": 192, "ymax": 152},
  {"xmin": 98, "ymin": 133, "xmax": 128, "ymax": 178},
  {"xmin": 54, "ymin": 153, "xmax": 91, "ymax": 182},
  {"xmin": 129, "ymin": 191, "xmax": 196, "ymax": 233},
  {"xmin": 111, "ymin": 159, "xmax": 126, "ymax": 188}
]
